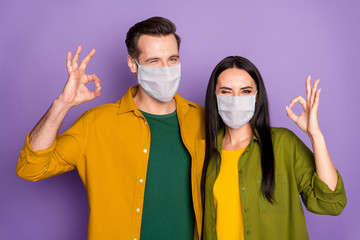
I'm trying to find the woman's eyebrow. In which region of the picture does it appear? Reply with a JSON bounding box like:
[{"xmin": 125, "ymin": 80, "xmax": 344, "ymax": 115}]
[
  {"xmin": 240, "ymin": 86, "xmax": 253, "ymax": 90},
  {"xmin": 219, "ymin": 86, "xmax": 232, "ymax": 90}
]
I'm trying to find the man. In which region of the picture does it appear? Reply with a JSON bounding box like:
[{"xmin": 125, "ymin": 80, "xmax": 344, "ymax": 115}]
[{"xmin": 17, "ymin": 17, "xmax": 205, "ymax": 240}]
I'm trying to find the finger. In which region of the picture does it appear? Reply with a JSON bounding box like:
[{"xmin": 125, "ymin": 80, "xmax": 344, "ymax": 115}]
[
  {"xmin": 79, "ymin": 48, "xmax": 96, "ymax": 71},
  {"xmin": 94, "ymin": 86, "xmax": 101, "ymax": 97},
  {"xmin": 89, "ymin": 86, "xmax": 102, "ymax": 100},
  {"xmin": 86, "ymin": 74, "xmax": 101, "ymax": 87},
  {"xmin": 66, "ymin": 51, "xmax": 73, "ymax": 73},
  {"xmin": 72, "ymin": 45, "xmax": 82, "ymax": 69},
  {"xmin": 313, "ymin": 88, "xmax": 321, "ymax": 112},
  {"xmin": 285, "ymin": 106, "xmax": 299, "ymax": 122},
  {"xmin": 306, "ymin": 75, "xmax": 311, "ymax": 103},
  {"xmin": 310, "ymin": 79, "xmax": 320, "ymax": 107},
  {"xmin": 289, "ymin": 96, "xmax": 307, "ymax": 111}
]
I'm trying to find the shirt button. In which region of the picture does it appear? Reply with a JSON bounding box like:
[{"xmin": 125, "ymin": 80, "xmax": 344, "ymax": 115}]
[
  {"xmin": 241, "ymin": 187, "xmax": 246, "ymax": 191},
  {"xmin": 244, "ymin": 208, "xmax": 249, "ymax": 212},
  {"xmin": 143, "ymin": 149, "xmax": 147, "ymax": 153},
  {"xmin": 247, "ymin": 231, "xmax": 251, "ymax": 235},
  {"xmin": 136, "ymin": 208, "xmax": 140, "ymax": 212},
  {"xmin": 139, "ymin": 179, "xmax": 144, "ymax": 183},
  {"xmin": 239, "ymin": 170, "xmax": 243, "ymax": 174},
  {"xmin": 144, "ymin": 121, "xmax": 147, "ymax": 125}
]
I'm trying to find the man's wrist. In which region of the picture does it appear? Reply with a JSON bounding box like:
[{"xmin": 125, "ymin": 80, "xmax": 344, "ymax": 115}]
[{"xmin": 51, "ymin": 98, "xmax": 73, "ymax": 117}]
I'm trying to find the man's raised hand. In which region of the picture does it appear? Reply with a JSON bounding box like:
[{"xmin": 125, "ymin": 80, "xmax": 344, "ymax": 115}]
[{"xmin": 58, "ymin": 45, "xmax": 101, "ymax": 108}]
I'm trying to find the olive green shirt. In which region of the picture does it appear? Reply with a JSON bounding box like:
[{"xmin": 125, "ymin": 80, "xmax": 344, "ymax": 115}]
[{"xmin": 203, "ymin": 127, "xmax": 346, "ymax": 240}]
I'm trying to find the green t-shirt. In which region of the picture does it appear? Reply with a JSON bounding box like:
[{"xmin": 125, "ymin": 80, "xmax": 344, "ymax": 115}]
[{"xmin": 140, "ymin": 110, "xmax": 194, "ymax": 240}]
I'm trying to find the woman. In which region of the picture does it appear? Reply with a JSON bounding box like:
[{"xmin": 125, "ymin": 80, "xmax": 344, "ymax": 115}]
[{"xmin": 200, "ymin": 56, "xmax": 346, "ymax": 240}]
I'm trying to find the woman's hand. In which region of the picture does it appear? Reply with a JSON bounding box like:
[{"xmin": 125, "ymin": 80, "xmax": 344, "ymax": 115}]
[
  {"xmin": 58, "ymin": 45, "xmax": 101, "ymax": 108},
  {"xmin": 286, "ymin": 75, "xmax": 322, "ymax": 138}
]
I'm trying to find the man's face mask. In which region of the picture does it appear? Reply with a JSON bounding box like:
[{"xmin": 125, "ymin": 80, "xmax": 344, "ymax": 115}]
[
  {"xmin": 216, "ymin": 91, "xmax": 257, "ymax": 129},
  {"xmin": 136, "ymin": 60, "xmax": 181, "ymax": 102}
]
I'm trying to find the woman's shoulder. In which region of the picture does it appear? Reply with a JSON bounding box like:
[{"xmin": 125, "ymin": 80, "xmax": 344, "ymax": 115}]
[{"xmin": 269, "ymin": 127, "xmax": 300, "ymax": 143}]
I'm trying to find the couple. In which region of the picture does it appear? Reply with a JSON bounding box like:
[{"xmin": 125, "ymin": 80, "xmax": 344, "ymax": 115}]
[{"xmin": 17, "ymin": 17, "xmax": 346, "ymax": 240}]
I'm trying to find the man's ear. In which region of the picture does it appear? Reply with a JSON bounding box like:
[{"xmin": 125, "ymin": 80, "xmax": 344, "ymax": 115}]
[{"xmin": 127, "ymin": 55, "xmax": 137, "ymax": 73}]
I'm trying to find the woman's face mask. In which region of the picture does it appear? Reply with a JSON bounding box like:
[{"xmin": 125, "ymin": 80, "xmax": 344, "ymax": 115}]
[{"xmin": 216, "ymin": 91, "xmax": 257, "ymax": 129}]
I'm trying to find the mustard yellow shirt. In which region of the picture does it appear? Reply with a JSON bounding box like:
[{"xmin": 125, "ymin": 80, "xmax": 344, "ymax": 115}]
[
  {"xmin": 16, "ymin": 86, "xmax": 205, "ymax": 240},
  {"xmin": 213, "ymin": 147, "xmax": 246, "ymax": 240}
]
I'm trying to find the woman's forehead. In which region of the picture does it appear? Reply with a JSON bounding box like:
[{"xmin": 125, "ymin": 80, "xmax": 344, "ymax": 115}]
[{"xmin": 217, "ymin": 68, "xmax": 255, "ymax": 87}]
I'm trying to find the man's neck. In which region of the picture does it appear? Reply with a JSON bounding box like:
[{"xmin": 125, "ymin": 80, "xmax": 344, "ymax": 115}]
[{"xmin": 133, "ymin": 86, "xmax": 176, "ymax": 115}]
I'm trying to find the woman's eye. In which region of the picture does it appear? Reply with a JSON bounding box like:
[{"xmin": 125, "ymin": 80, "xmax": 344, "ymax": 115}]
[
  {"xmin": 243, "ymin": 90, "xmax": 251, "ymax": 94},
  {"xmin": 221, "ymin": 91, "xmax": 231, "ymax": 94}
]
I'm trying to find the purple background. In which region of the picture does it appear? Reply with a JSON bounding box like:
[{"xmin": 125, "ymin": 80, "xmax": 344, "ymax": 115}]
[{"xmin": 1, "ymin": 0, "xmax": 359, "ymax": 239}]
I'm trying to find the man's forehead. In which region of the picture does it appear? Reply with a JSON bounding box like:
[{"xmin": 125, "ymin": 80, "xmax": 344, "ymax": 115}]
[{"xmin": 137, "ymin": 34, "xmax": 179, "ymax": 58}]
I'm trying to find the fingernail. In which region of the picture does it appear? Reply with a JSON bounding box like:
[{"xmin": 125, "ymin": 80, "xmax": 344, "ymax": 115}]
[{"xmin": 308, "ymin": 75, "xmax": 311, "ymax": 79}]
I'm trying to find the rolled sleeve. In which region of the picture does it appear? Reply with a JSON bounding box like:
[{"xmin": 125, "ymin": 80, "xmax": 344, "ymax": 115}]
[
  {"xmin": 21, "ymin": 133, "xmax": 58, "ymax": 165},
  {"xmin": 303, "ymin": 170, "xmax": 347, "ymax": 216},
  {"xmin": 312, "ymin": 170, "xmax": 346, "ymax": 204}
]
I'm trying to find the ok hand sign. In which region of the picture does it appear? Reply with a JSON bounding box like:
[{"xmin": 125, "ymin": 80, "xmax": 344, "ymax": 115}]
[
  {"xmin": 59, "ymin": 45, "xmax": 101, "ymax": 108},
  {"xmin": 286, "ymin": 75, "xmax": 322, "ymax": 138}
]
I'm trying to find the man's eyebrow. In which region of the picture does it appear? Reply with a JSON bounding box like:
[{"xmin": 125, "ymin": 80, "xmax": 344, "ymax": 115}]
[{"xmin": 144, "ymin": 57, "xmax": 160, "ymax": 62}]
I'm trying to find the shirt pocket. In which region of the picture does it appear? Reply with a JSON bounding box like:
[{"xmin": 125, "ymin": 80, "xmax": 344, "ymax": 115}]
[{"xmin": 256, "ymin": 175, "xmax": 288, "ymax": 212}]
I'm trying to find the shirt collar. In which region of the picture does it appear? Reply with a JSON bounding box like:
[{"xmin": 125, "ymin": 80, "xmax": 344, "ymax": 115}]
[
  {"xmin": 117, "ymin": 85, "xmax": 197, "ymax": 116},
  {"xmin": 117, "ymin": 85, "xmax": 139, "ymax": 115}
]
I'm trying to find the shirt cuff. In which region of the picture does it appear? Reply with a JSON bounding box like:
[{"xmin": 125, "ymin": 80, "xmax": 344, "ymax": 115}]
[
  {"xmin": 22, "ymin": 133, "xmax": 57, "ymax": 164},
  {"xmin": 312, "ymin": 170, "xmax": 346, "ymax": 203}
]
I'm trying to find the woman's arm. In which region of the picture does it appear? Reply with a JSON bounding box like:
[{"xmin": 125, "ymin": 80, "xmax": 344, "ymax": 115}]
[{"xmin": 286, "ymin": 75, "xmax": 338, "ymax": 190}]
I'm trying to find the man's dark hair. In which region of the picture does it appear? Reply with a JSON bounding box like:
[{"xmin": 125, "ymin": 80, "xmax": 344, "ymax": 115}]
[{"xmin": 125, "ymin": 16, "xmax": 181, "ymax": 60}]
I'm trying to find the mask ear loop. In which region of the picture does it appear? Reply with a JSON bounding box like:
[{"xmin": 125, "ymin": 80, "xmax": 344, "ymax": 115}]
[{"xmin": 134, "ymin": 59, "xmax": 140, "ymax": 66}]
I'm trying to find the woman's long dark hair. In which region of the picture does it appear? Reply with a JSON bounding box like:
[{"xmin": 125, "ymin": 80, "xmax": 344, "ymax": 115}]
[{"xmin": 200, "ymin": 56, "xmax": 275, "ymax": 208}]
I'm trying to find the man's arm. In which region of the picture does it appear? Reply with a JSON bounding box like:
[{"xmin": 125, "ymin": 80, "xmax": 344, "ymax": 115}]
[{"xmin": 29, "ymin": 45, "xmax": 101, "ymax": 151}]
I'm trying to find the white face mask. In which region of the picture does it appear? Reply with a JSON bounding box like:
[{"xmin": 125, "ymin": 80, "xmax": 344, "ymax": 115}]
[
  {"xmin": 136, "ymin": 61, "xmax": 181, "ymax": 102},
  {"xmin": 216, "ymin": 91, "xmax": 257, "ymax": 129}
]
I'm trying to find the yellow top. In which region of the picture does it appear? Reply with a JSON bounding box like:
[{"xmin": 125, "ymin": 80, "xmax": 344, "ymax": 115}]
[
  {"xmin": 213, "ymin": 147, "xmax": 246, "ymax": 240},
  {"xmin": 16, "ymin": 86, "xmax": 205, "ymax": 240}
]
